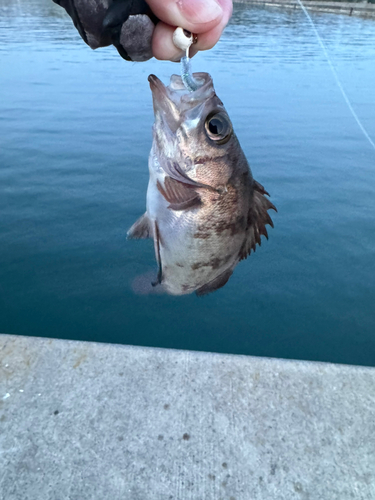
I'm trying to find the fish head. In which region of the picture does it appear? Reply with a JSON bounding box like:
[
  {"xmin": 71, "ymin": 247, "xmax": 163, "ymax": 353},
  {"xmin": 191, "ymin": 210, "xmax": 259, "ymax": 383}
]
[{"xmin": 148, "ymin": 73, "xmax": 242, "ymax": 180}]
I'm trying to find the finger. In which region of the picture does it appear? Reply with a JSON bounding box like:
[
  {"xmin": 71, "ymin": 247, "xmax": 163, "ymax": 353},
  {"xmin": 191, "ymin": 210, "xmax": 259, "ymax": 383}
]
[
  {"xmin": 146, "ymin": 0, "xmax": 224, "ymax": 34},
  {"xmin": 152, "ymin": 22, "xmax": 185, "ymax": 61},
  {"xmin": 151, "ymin": 0, "xmax": 232, "ymax": 60},
  {"xmin": 193, "ymin": 0, "xmax": 232, "ymax": 51},
  {"xmin": 151, "ymin": 1, "xmax": 232, "ymax": 61}
]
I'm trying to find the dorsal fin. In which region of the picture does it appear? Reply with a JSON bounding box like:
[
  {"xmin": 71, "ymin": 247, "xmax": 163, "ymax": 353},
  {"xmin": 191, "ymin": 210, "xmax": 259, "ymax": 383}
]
[
  {"xmin": 157, "ymin": 177, "xmax": 201, "ymax": 211},
  {"xmin": 238, "ymin": 181, "xmax": 277, "ymax": 261}
]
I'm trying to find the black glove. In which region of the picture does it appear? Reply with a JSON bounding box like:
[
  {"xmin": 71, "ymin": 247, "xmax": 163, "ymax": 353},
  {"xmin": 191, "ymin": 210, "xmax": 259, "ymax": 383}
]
[{"xmin": 53, "ymin": 0, "xmax": 159, "ymax": 61}]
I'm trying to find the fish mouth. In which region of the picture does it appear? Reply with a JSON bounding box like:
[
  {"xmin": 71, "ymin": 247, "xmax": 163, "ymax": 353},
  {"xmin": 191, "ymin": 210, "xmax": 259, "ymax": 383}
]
[
  {"xmin": 148, "ymin": 73, "xmax": 213, "ymax": 100},
  {"xmin": 148, "ymin": 74, "xmax": 180, "ymax": 132},
  {"xmin": 148, "ymin": 73, "xmax": 215, "ymax": 132},
  {"xmin": 148, "ymin": 74, "xmax": 168, "ymax": 98}
]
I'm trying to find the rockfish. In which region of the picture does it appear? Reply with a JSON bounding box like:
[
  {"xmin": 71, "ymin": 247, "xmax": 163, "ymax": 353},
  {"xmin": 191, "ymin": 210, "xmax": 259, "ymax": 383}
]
[{"xmin": 128, "ymin": 73, "xmax": 276, "ymax": 296}]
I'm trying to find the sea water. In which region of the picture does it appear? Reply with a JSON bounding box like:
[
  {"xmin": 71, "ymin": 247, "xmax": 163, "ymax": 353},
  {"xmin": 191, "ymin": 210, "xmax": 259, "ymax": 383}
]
[{"xmin": 0, "ymin": 0, "xmax": 375, "ymax": 366}]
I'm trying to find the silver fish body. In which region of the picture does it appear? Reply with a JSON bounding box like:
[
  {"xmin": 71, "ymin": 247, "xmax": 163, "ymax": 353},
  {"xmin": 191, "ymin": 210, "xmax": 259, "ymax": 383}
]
[{"xmin": 128, "ymin": 72, "xmax": 276, "ymax": 296}]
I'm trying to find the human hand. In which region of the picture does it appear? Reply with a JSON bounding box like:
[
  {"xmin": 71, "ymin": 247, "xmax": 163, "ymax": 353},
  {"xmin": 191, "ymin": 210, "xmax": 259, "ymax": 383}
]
[
  {"xmin": 53, "ymin": 0, "xmax": 233, "ymax": 62},
  {"xmin": 147, "ymin": 0, "xmax": 233, "ymax": 61}
]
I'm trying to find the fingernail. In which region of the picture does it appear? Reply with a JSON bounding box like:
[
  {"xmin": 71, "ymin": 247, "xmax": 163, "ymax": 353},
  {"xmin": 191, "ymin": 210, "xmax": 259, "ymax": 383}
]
[{"xmin": 177, "ymin": 0, "xmax": 223, "ymax": 25}]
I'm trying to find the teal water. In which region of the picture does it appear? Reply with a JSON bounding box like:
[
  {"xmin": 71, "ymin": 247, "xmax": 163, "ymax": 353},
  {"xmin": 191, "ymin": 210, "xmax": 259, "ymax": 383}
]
[{"xmin": 1, "ymin": 1, "xmax": 375, "ymax": 366}]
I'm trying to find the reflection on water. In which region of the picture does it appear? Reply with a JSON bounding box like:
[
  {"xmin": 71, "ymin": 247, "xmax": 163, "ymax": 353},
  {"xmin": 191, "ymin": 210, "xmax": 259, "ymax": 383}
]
[{"xmin": 0, "ymin": 0, "xmax": 375, "ymax": 365}]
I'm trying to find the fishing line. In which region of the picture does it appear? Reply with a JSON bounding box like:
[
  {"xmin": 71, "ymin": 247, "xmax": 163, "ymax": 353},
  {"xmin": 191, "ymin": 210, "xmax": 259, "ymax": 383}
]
[{"xmin": 296, "ymin": 0, "xmax": 375, "ymax": 152}]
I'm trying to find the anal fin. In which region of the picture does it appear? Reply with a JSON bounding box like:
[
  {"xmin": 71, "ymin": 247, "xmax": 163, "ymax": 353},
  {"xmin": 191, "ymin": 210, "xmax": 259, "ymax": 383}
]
[
  {"xmin": 196, "ymin": 268, "xmax": 233, "ymax": 296},
  {"xmin": 151, "ymin": 221, "xmax": 163, "ymax": 286}
]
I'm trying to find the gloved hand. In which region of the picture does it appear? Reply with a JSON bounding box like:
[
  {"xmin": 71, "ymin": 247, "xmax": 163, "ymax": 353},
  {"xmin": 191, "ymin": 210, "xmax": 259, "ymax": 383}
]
[
  {"xmin": 53, "ymin": 0, "xmax": 158, "ymax": 61},
  {"xmin": 53, "ymin": 0, "xmax": 232, "ymax": 62}
]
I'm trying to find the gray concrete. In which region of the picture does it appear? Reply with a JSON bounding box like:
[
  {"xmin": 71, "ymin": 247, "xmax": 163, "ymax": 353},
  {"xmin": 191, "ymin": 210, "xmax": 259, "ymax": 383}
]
[
  {"xmin": 1, "ymin": 334, "xmax": 375, "ymax": 500},
  {"xmin": 235, "ymin": 0, "xmax": 375, "ymax": 17}
]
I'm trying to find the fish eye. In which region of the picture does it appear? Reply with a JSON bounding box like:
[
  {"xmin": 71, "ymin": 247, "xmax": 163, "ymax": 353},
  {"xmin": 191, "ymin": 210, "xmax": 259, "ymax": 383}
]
[{"xmin": 205, "ymin": 112, "xmax": 232, "ymax": 145}]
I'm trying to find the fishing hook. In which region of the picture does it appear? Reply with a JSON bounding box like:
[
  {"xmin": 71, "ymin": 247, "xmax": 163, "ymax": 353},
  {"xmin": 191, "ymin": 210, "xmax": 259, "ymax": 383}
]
[{"xmin": 173, "ymin": 27, "xmax": 201, "ymax": 92}]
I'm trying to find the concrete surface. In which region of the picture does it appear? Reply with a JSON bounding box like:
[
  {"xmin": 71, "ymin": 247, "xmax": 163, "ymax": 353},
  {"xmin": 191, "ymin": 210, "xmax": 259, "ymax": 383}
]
[
  {"xmin": 235, "ymin": 0, "xmax": 375, "ymax": 17},
  {"xmin": 1, "ymin": 334, "xmax": 375, "ymax": 500}
]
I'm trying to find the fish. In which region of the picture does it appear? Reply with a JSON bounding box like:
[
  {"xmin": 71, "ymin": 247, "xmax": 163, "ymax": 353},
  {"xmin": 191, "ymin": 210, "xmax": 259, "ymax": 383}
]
[{"xmin": 127, "ymin": 72, "xmax": 276, "ymax": 296}]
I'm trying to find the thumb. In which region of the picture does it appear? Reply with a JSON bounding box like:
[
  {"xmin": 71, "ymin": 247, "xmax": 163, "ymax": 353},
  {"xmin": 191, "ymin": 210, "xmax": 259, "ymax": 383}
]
[{"xmin": 145, "ymin": 0, "xmax": 224, "ymax": 34}]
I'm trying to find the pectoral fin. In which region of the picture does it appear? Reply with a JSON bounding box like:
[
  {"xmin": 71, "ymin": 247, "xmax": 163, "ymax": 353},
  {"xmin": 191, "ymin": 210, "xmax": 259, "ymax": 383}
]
[
  {"xmin": 157, "ymin": 177, "xmax": 201, "ymax": 211},
  {"xmin": 239, "ymin": 181, "xmax": 277, "ymax": 261},
  {"xmin": 163, "ymin": 161, "xmax": 218, "ymax": 193},
  {"xmin": 127, "ymin": 213, "xmax": 152, "ymax": 239}
]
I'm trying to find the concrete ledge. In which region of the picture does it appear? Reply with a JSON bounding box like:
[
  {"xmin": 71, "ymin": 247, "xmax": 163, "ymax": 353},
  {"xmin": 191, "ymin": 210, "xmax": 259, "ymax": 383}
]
[
  {"xmin": 1, "ymin": 334, "xmax": 375, "ymax": 499},
  {"xmin": 235, "ymin": 0, "xmax": 375, "ymax": 17}
]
